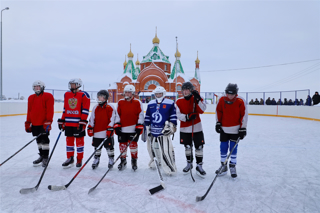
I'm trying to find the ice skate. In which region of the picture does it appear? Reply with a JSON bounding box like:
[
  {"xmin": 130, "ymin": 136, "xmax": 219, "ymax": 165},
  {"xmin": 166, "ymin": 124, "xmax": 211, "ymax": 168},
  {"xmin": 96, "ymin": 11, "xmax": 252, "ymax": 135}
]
[
  {"xmin": 92, "ymin": 156, "xmax": 100, "ymax": 169},
  {"xmin": 62, "ymin": 156, "xmax": 74, "ymax": 168},
  {"xmin": 41, "ymin": 157, "xmax": 48, "ymax": 167},
  {"xmin": 108, "ymin": 157, "xmax": 114, "ymax": 169},
  {"xmin": 33, "ymin": 154, "xmax": 43, "ymax": 167},
  {"xmin": 196, "ymin": 162, "xmax": 206, "ymax": 178},
  {"xmin": 118, "ymin": 158, "xmax": 127, "ymax": 171},
  {"xmin": 229, "ymin": 163, "xmax": 237, "ymax": 178},
  {"xmin": 215, "ymin": 162, "xmax": 228, "ymax": 176},
  {"xmin": 183, "ymin": 161, "xmax": 193, "ymax": 174},
  {"xmin": 131, "ymin": 158, "xmax": 138, "ymax": 171},
  {"xmin": 76, "ymin": 158, "xmax": 82, "ymax": 168}
]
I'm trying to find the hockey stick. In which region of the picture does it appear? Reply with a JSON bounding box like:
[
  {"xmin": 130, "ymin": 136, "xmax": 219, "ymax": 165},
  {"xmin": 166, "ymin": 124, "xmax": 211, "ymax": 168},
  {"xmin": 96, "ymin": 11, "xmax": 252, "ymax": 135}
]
[
  {"xmin": 196, "ymin": 137, "xmax": 240, "ymax": 202},
  {"xmin": 189, "ymin": 96, "xmax": 196, "ymax": 182},
  {"xmin": 0, "ymin": 133, "xmax": 44, "ymax": 167},
  {"xmin": 88, "ymin": 134, "xmax": 138, "ymax": 194},
  {"xmin": 20, "ymin": 129, "xmax": 63, "ymax": 194},
  {"xmin": 48, "ymin": 137, "xmax": 109, "ymax": 191},
  {"xmin": 149, "ymin": 138, "xmax": 165, "ymax": 195}
]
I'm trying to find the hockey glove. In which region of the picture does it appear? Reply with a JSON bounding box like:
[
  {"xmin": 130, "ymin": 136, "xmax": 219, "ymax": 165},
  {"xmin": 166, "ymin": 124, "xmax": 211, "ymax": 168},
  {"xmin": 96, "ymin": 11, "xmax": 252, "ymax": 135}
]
[
  {"xmin": 87, "ymin": 125, "xmax": 94, "ymax": 137},
  {"xmin": 135, "ymin": 124, "xmax": 144, "ymax": 135},
  {"xmin": 162, "ymin": 121, "xmax": 177, "ymax": 136},
  {"xmin": 239, "ymin": 128, "xmax": 247, "ymax": 140},
  {"xmin": 215, "ymin": 122, "xmax": 222, "ymax": 133},
  {"xmin": 78, "ymin": 120, "xmax": 88, "ymax": 132},
  {"xmin": 192, "ymin": 90, "xmax": 201, "ymax": 103},
  {"xmin": 57, "ymin": 119, "xmax": 65, "ymax": 130},
  {"xmin": 43, "ymin": 121, "xmax": 52, "ymax": 133},
  {"xmin": 186, "ymin": 113, "xmax": 197, "ymax": 121},
  {"xmin": 106, "ymin": 126, "xmax": 114, "ymax": 138},
  {"xmin": 25, "ymin": 121, "xmax": 32, "ymax": 133},
  {"xmin": 114, "ymin": 123, "xmax": 122, "ymax": 135}
]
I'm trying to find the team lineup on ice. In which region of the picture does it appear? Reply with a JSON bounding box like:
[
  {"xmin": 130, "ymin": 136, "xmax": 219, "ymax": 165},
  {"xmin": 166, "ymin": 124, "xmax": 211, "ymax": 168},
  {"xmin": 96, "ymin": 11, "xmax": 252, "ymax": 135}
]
[{"xmin": 1, "ymin": 79, "xmax": 319, "ymax": 213}]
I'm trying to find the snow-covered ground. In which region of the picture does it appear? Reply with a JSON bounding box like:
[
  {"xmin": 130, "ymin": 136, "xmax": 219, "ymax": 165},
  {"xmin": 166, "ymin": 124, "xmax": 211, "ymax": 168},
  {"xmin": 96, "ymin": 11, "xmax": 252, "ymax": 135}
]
[{"xmin": 0, "ymin": 113, "xmax": 319, "ymax": 213}]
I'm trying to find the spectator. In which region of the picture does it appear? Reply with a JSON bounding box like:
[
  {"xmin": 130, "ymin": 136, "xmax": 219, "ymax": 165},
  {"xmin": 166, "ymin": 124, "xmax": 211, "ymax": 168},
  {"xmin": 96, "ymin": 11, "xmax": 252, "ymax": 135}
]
[
  {"xmin": 288, "ymin": 99, "xmax": 294, "ymax": 105},
  {"xmin": 259, "ymin": 98, "xmax": 264, "ymax": 105},
  {"xmin": 266, "ymin": 97, "xmax": 271, "ymax": 105},
  {"xmin": 249, "ymin": 99, "xmax": 254, "ymax": 105},
  {"xmin": 271, "ymin": 98, "xmax": 277, "ymax": 105},
  {"xmin": 283, "ymin": 98, "xmax": 288, "ymax": 105},
  {"xmin": 277, "ymin": 99, "xmax": 283, "ymax": 105},
  {"xmin": 312, "ymin": 91, "xmax": 320, "ymax": 105},
  {"xmin": 294, "ymin": 99, "xmax": 299, "ymax": 106},
  {"xmin": 305, "ymin": 95, "xmax": 312, "ymax": 106},
  {"xmin": 254, "ymin": 98, "xmax": 259, "ymax": 105},
  {"xmin": 299, "ymin": 99, "xmax": 304, "ymax": 106},
  {"xmin": 146, "ymin": 97, "xmax": 150, "ymax": 103}
]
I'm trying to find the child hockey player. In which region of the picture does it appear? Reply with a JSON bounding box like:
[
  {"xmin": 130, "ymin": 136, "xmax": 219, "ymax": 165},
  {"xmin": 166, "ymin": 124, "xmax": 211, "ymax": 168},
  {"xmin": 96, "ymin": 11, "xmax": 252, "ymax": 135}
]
[
  {"xmin": 215, "ymin": 83, "xmax": 248, "ymax": 178},
  {"xmin": 114, "ymin": 85, "xmax": 144, "ymax": 171},
  {"xmin": 175, "ymin": 82, "xmax": 207, "ymax": 178},
  {"xmin": 87, "ymin": 90, "xmax": 116, "ymax": 169},
  {"xmin": 145, "ymin": 86, "xmax": 177, "ymax": 175}
]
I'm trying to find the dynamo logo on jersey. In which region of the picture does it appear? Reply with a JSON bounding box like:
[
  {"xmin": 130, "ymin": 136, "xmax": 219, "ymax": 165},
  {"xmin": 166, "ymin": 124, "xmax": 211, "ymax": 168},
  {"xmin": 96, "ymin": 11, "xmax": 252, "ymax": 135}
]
[{"xmin": 152, "ymin": 110, "xmax": 162, "ymax": 123}]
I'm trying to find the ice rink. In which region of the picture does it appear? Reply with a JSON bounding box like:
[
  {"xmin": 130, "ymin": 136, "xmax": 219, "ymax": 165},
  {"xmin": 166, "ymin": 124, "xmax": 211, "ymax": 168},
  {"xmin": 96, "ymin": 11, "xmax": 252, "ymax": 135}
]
[{"xmin": 0, "ymin": 113, "xmax": 319, "ymax": 213}]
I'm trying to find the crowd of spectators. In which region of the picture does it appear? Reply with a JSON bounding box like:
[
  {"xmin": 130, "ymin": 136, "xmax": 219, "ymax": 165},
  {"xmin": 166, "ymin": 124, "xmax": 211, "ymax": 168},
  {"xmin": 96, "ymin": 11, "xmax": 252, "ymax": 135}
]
[{"xmin": 249, "ymin": 91, "xmax": 319, "ymax": 106}]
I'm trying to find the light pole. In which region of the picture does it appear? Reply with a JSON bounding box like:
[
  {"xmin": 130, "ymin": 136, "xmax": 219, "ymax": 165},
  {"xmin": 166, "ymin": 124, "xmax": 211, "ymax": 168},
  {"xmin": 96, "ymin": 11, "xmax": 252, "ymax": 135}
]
[
  {"xmin": 1, "ymin": 7, "xmax": 9, "ymax": 101},
  {"xmin": 175, "ymin": 36, "xmax": 178, "ymax": 100}
]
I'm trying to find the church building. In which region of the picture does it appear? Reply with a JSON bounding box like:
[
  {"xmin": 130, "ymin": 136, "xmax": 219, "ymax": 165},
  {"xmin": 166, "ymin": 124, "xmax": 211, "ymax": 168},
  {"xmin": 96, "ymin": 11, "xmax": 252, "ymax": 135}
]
[{"xmin": 108, "ymin": 32, "xmax": 201, "ymax": 102}]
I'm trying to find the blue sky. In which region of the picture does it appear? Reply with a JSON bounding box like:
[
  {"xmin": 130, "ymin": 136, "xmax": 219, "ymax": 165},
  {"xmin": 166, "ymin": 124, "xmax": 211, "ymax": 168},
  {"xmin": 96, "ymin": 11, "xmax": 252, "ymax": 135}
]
[{"xmin": 1, "ymin": 0, "xmax": 319, "ymax": 99}]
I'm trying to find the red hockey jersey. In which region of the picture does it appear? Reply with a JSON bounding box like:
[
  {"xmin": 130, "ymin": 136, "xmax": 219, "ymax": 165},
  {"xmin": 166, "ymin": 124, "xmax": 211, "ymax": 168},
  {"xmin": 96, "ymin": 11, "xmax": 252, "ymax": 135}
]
[
  {"xmin": 175, "ymin": 95, "xmax": 206, "ymax": 133},
  {"xmin": 115, "ymin": 98, "xmax": 144, "ymax": 133},
  {"xmin": 61, "ymin": 90, "xmax": 90, "ymax": 127},
  {"xmin": 89, "ymin": 103, "xmax": 116, "ymax": 138},
  {"xmin": 26, "ymin": 92, "xmax": 54, "ymax": 126},
  {"xmin": 215, "ymin": 95, "xmax": 248, "ymax": 134}
]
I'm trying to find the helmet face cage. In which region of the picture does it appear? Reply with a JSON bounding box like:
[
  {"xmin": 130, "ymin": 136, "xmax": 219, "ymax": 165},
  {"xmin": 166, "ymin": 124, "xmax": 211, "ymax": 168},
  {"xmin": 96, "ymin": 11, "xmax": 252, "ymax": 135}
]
[
  {"xmin": 153, "ymin": 86, "xmax": 166, "ymax": 103},
  {"xmin": 123, "ymin": 85, "xmax": 135, "ymax": 100},
  {"xmin": 97, "ymin": 90, "xmax": 109, "ymax": 104},
  {"xmin": 32, "ymin": 80, "xmax": 45, "ymax": 94},
  {"xmin": 68, "ymin": 78, "xmax": 82, "ymax": 91}
]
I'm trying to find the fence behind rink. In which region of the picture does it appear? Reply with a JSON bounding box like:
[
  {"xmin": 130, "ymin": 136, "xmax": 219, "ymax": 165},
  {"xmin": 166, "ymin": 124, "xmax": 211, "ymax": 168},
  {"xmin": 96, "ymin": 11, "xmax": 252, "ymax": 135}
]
[{"xmin": 45, "ymin": 88, "xmax": 310, "ymax": 105}]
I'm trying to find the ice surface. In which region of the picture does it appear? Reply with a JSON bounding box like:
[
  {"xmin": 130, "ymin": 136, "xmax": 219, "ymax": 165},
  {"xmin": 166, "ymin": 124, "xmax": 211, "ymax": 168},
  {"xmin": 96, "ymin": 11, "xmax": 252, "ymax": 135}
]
[{"xmin": 1, "ymin": 114, "xmax": 319, "ymax": 213}]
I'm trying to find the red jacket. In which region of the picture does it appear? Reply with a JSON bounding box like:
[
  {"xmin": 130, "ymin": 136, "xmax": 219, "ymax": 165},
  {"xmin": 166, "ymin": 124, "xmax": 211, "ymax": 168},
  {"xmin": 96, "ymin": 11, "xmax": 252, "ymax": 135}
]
[
  {"xmin": 215, "ymin": 95, "xmax": 248, "ymax": 134},
  {"xmin": 115, "ymin": 98, "xmax": 144, "ymax": 133},
  {"xmin": 89, "ymin": 103, "xmax": 116, "ymax": 138},
  {"xmin": 175, "ymin": 96, "xmax": 206, "ymax": 133},
  {"xmin": 26, "ymin": 92, "xmax": 54, "ymax": 126},
  {"xmin": 61, "ymin": 90, "xmax": 90, "ymax": 127}
]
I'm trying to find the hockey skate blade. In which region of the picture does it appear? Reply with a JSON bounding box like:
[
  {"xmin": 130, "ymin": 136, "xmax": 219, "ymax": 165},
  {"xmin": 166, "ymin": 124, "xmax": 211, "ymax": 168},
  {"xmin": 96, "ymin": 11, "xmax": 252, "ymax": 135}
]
[
  {"xmin": 149, "ymin": 185, "xmax": 164, "ymax": 195},
  {"xmin": 48, "ymin": 185, "xmax": 66, "ymax": 191},
  {"xmin": 20, "ymin": 187, "xmax": 37, "ymax": 194}
]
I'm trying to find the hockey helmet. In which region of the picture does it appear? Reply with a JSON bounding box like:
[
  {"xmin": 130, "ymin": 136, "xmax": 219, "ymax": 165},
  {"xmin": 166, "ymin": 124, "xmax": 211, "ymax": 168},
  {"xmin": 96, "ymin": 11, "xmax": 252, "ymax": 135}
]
[
  {"xmin": 124, "ymin": 84, "xmax": 135, "ymax": 100},
  {"xmin": 225, "ymin": 83, "xmax": 238, "ymax": 95},
  {"xmin": 153, "ymin": 86, "xmax": 166, "ymax": 103},
  {"xmin": 68, "ymin": 78, "xmax": 82, "ymax": 92},
  {"xmin": 97, "ymin": 90, "xmax": 109, "ymax": 104},
  {"xmin": 32, "ymin": 80, "xmax": 45, "ymax": 95}
]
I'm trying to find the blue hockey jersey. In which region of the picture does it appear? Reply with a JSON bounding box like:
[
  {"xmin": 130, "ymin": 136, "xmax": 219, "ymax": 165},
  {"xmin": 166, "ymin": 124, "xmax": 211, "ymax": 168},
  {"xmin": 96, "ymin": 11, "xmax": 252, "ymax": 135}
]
[{"xmin": 144, "ymin": 98, "xmax": 177, "ymax": 137}]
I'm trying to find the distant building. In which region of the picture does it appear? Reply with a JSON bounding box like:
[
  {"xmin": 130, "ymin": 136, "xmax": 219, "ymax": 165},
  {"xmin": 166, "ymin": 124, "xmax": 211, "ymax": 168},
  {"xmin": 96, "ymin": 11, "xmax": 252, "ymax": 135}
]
[{"xmin": 108, "ymin": 32, "xmax": 201, "ymax": 102}]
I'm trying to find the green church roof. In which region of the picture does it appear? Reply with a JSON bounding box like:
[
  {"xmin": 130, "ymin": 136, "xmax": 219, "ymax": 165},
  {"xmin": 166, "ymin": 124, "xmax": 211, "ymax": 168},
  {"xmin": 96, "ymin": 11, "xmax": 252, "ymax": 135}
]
[{"xmin": 141, "ymin": 45, "xmax": 170, "ymax": 64}]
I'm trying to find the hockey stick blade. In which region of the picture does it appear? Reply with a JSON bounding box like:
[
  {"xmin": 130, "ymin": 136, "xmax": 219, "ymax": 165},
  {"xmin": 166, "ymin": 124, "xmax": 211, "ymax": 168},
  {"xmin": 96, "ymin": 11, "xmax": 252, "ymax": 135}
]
[
  {"xmin": 196, "ymin": 195, "xmax": 205, "ymax": 202},
  {"xmin": 48, "ymin": 185, "xmax": 66, "ymax": 191},
  {"xmin": 20, "ymin": 187, "xmax": 37, "ymax": 194},
  {"xmin": 149, "ymin": 185, "xmax": 164, "ymax": 195}
]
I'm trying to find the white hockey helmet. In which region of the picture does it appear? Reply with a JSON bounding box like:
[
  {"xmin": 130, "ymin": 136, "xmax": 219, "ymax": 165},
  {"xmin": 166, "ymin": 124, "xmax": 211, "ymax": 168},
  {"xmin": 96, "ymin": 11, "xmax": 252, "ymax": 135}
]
[
  {"xmin": 123, "ymin": 85, "xmax": 135, "ymax": 100},
  {"xmin": 68, "ymin": 78, "xmax": 82, "ymax": 92},
  {"xmin": 32, "ymin": 80, "xmax": 45, "ymax": 94},
  {"xmin": 153, "ymin": 86, "xmax": 166, "ymax": 103}
]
